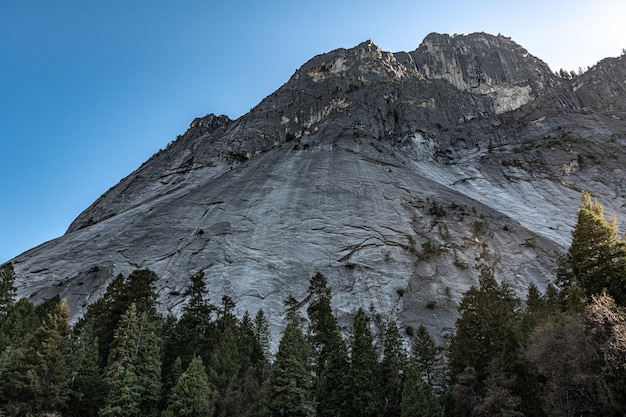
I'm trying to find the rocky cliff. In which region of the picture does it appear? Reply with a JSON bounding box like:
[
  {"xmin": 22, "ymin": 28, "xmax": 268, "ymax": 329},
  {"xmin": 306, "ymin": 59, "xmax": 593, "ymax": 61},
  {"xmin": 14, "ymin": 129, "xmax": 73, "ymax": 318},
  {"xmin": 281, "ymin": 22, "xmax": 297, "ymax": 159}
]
[{"xmin": 12, "ymin": 32, "xmax": 626, "ymax": 343}]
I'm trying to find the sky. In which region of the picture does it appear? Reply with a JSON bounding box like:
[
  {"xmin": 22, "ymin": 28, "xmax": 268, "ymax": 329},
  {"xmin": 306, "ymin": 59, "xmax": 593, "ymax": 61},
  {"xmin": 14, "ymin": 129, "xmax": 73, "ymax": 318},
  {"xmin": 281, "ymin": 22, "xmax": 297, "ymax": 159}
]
[{"xmin": 1, "ymin": 0, "xmax": 625, "ymax": 263}]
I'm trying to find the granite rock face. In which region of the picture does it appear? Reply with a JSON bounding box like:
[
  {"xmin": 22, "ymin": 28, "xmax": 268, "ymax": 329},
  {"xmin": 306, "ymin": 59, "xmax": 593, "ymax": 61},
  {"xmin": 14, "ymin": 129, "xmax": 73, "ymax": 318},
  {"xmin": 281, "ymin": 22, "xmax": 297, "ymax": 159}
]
[{"xmin": 12, "ymin": 33, "xmax": 626, "ymax": 345}]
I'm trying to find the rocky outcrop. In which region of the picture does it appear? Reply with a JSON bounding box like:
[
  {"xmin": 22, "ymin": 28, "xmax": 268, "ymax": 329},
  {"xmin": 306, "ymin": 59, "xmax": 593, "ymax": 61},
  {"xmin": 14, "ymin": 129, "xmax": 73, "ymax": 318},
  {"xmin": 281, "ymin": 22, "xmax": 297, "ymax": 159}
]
[{"xmin": 11, "ymin": 33, "xmax": 626, "ymax": 346}]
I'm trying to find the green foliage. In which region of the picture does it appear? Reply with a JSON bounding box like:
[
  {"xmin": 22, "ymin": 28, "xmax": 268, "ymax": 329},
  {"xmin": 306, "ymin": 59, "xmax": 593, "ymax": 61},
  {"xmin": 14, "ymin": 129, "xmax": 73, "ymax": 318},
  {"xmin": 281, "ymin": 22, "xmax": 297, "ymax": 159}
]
[
  {"xmin": 208, "ymin": 325, "xmax": 242, "ymax": 417},
  {"xmin": 347, "ymin": 308, "xmax": 382, "ymax": 417},
  {"xmin": 401, "ymin": 357, "xmax": 440, "ymax": 417},
  {"xmin": 0, "ymin": 297, "xmax": 39, "ymax": 351},
  {"xmin": 448, "ymin": 266, "xmax": 523, "ymax": 388},
  {"xmin": 166, "ymin": 272, "xmax": 217, "ymax": 374},
  {"xmin": 268, "ymin": 322, "xmax": 315, "ymax": 417},
  {"xmin": 163, "ymin": 356, "xmax": 213, "ymax": 417},
  {"xmin": 79, "ymin": 269, "xmax": 161, "ymax": 369},
  {"xmin": 561, "ymin": 191, "xmax": 626, "ymax": 306},
  {"xmin": 253, "ymin": 309, "xmax": 271, "ymax": 359},
  {"xmin": 0, "ymin": 298, "xmax": 72, "ymax": 416},
  {"xmin": 99, "ymin": 367, "xmax": 142, "ymax": 417},
  {"xmin": 412, "ymin": 324, "xmax": 438, "ymax": 384},
  {"xmin": 0, "ymin": 262, "xmax": 16, "ymax": 320},
  {"xmin": 305, "ymin": 272, "xmax": 349, "ymax": 417},
  {"xmin": 102, "ymin": 303, "xmax": 162, "ymax": 417},
  {"xmin": 380, "ymin": 320, "xmax": 406, "ymax": 417},
  {"xmin": 66, "ymin": 322, "xmax": 107, "ymax": 417}
]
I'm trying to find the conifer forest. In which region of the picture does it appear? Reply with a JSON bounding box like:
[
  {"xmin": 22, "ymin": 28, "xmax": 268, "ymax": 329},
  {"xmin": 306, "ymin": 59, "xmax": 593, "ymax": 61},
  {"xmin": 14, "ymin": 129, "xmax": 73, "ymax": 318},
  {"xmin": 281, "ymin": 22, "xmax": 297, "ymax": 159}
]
[{"xmin": 1, "ymin": 191, "xmax": 626, "ymax": 417}]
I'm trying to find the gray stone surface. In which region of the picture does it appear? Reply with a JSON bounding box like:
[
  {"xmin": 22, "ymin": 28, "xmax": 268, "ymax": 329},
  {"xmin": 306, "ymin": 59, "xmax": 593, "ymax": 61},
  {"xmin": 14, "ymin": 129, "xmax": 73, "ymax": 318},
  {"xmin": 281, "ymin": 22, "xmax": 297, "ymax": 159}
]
[{"xmin": 11, "ymin": 33, "xmax": 626, "ymax": 347}]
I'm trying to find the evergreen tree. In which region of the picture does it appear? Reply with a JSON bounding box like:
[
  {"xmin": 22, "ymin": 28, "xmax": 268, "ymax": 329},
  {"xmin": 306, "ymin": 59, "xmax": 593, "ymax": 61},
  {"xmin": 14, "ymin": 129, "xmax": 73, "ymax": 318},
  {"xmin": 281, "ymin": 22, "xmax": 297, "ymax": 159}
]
[
  {"xmin": 306, "ymin": 272, "xmax": 349, "ymax": 417},
  {"xmin": 81, "ymin": 273, "xmax": 127, "ymax": 367},
  {"xmin": 163, "ymin": 356, "xmax": 213, "ymax": 417},
  {"xmin": 1, "ymin": 298, "xmax": 72, "ymax": 416},
  {"xmin": 134, "ymin": 311, "xmax": 163, "ymax": 417},
  {"xmin": 101, "ymin": 303, "xmax": 163, "ymax": 417},
  {"xmin": 267, "ymin": 298, "xmax": 315, "ymax": 417},
  {"xmin": 238, "ymin": 310, "xmax": 271, "ymax": 416},
  {"xmin": 253, "ymin": 309, "xmax": 271, "ymax": 360},
  {"xmin": 0, "ymin": 262, "xmax": 16, "ymax": 320},
  {"xmin": 120, "ymin": 268, "xmax": 160, "ymax": 315},
  {"xmin": 448, "ymin": 266, "xmax": 522, "ymax": 388},
  {"xmin": 217, "ymin": 295, "xmax": 237, "ymax": 332},
  {"xmin": 0, "ymin": 344, "xmax": 27, "ymax": 416},
  {"xmin": 347, "ymin": 308, "xmax": 382, "ymax": 417},
  {"xmin": 522, "ymin": 282, "xmax": 551, "ymax": 333},
  {"xmin": 174, "ymin": 271, "xmax": 217, "ymax": 364},
  {"xmin": 30, "ymin": 297, "xmax": 72, "ymax": 414},
  {"xmin": 380, "ymin": 320, "xmax": 406, "ymax": 417},
  {"xmin": 79, "ymin": 269, "xmax": 161, "ymax": 369},
  {"xmin": 411, "ymin": 324, "xmax": 438, "ymax": 385},
  {"xmin": 0, "ymin": 297, "xmax": 39, "ymax": 351},
  {"xmin": 162, "ymin": 356, "xmax": 184, "ymax": 408},
  {"xmin": 208, "ymin": 325, "xmax": 242, "ymax": 417},
  {"xmin": 400, "ymin": 357, "xmax": 440, "ymax": 417},
  {"xmin": 236, "ymin": 309, "xmax": 271, "ymax": 417},
  {"xmin": 0, "ymin": 298, "xmax": 39, "ymax": 416},
  {"xmin": 161, "ymin": 313, "xmax": 182, "ymax": 401},
  {"xmin": 562, "ymin": 191, "xmax": 626, "ymax": 306},
  {"xmin": 99, "ymin": 367, "xmax": 142, "ymax": 417},
  {"xmin": 66, "ymin": 322, "xmax": 107, "ymax": 417}
]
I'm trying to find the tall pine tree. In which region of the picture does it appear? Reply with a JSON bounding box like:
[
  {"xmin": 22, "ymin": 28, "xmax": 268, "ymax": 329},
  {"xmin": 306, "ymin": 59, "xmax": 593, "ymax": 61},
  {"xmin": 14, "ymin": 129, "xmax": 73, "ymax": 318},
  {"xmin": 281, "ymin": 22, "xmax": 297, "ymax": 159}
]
[
  {"xmin": 101, "ymin": 303, "xmax": 162, "ymax": 417},
  {"xmin": 163, "ymin": 356, "xmax": 213, "ymax": 417},
  {"xmin": 267, "ymin": 297, "xmax": 315, "ymax": 417},
  {"xmin": 306, "ymin": 272, "xmax": 349, "ymax": 417},
  {"xmin": 380, "ymin": 320, "xmax": 406, "ymax": 417},
  {"xmin": 347, "ymin": 308, "xmax": 382, "ymax": 417},
  {"xmin": 561, "ymin": 191, "xmax": 626, "ymax": 306}
]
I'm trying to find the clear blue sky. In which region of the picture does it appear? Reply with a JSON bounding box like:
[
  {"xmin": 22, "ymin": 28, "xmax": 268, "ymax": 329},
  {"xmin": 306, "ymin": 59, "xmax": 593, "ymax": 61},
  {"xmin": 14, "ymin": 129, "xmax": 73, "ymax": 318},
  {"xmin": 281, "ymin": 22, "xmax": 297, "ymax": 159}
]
[{"xmin": 1, "ymin": 0, "xmax": 625, "ymax": 263}]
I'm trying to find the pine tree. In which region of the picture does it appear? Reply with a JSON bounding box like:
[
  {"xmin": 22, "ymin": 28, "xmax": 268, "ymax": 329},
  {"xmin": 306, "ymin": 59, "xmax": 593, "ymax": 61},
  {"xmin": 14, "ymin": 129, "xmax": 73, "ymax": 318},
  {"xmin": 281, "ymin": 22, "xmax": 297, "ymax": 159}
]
[
  {"xmin": 101, "ymin": 303, "xmax": 162, "ymax": 417},
  {"xmin": 448, "ymin": 266, "xmax": 522, "ymax": 387},
  {"xmin": 347, "ymin": 308, "xmax": 382, "ymax": 417},
  {"xmin": 0, "ymin": 344, "xmax": 27, "ymax": 416},
  {"xmin": 66, "ymin": 322, "xmax": 107, "ymax": 417},
  {"xmin": 238, "ymin": 310, "xmax": 271, "ymax": 416},
  {"xmin": 3, "ymin": 298, "xmax": 73, "ymax": 416},
  {"xmin": 400, "ymin": 357, "xmax": 440, "ymax": 417},
  {"xmin": 0, "ymin": 297, "xmax": 39, "ymax": 351},
  {"xmin": 79, "ymin": 269, "xmax": 161, "ymax": 369},
  {"xmin": 380, "ymin": 320, "xmax": 406, "ymax": 417},
  {"xmin": 267, "ymin": 298, "xmax": 315, "ymax": 417},
  {"xmin": 306, "ymin": 272, "xmax": 349, "ymax": 417},
  {"xmin": 563, "ymin": 191, "xmax": 626, "ymax": 306},
  {"xmin": 0, "ymin": 262, "xmax": 16, "ymax": 320},
  {"xmin": 163, "ymin": 355, "xmax": 184, "ymax": 407},
  {"xmin": 163, "ymin": 356, "xmax": 213, "ymax": 417},
  {"xmin": 253, "ymin": 309, "xmax": 271, "ymax": 360},
  {"xmin": 0, "ymin": 298, "xmax": 39, "ymax": 416},
  {"xmin": 208, "ymin": 325, "xmax": 242, "ymax": 417},
  {"xmin": 134, "ymin": 311, "xmax": 163, "ymax": 417},
  {"xmin": 411, "ymin": 324, "xmax": 438, "ymax": 385},
  {"xmin": 175, "ymin": 271, "xmax": 217, "ymax": 362},
  {"xmin": 99, "ymin": 367, "xmax": 142, "ymax": 417}
]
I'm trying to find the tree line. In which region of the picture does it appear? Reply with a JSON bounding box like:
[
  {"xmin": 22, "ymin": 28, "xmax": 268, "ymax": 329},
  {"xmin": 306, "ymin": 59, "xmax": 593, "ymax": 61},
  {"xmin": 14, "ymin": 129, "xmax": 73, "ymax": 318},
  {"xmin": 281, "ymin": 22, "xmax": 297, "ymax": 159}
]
[{"xmin": 1, "ymin": 190, "xmax": 625, "ymax": 417}]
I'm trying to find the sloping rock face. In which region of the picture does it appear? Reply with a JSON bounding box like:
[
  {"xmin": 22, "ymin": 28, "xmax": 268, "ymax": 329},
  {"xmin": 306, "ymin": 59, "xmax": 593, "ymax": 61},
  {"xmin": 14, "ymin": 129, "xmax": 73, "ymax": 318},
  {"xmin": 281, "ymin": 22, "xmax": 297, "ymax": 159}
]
[{"xmin": 12, "ymin": 33, "xmax": 626, "ymax": 343}]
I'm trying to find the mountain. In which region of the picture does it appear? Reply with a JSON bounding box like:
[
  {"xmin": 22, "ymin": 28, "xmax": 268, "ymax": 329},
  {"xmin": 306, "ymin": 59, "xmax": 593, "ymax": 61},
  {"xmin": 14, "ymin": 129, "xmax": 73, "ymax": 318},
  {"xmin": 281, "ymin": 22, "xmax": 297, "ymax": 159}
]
[{"xmin": 11, "ymin": 32, "xmax": 626, "ymax": 343}]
